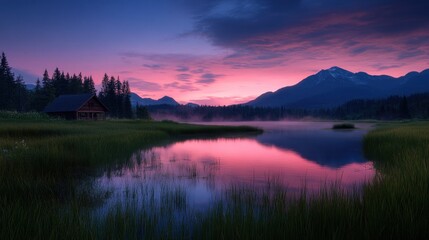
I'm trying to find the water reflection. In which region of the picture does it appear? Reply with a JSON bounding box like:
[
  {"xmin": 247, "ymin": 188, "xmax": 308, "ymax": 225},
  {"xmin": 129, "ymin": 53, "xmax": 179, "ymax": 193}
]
[
  {"xmin": 97, "ymin": 122, "xmax": 375, "ymax": 210},
  {"xmin": 256, "ymin": 129, "xmax": 367, "ymax": 168}
]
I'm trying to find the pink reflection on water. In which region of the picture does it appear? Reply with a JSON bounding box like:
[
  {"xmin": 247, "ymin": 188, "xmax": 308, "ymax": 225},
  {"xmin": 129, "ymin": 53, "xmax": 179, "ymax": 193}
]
[
  {"xmin": 97, "ymin": 122, "xmax": 376, "ymax": 212},
  {"xmin": 118, "ymin": 137, "xmax": 374, "ymax": 192}
]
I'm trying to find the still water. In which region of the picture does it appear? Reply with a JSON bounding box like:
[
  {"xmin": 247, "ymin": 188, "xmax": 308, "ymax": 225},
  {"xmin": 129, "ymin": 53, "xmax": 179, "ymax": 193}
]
[{"xmin": 96, "ymin": 121, "xmax": 375, "ymax": 210}]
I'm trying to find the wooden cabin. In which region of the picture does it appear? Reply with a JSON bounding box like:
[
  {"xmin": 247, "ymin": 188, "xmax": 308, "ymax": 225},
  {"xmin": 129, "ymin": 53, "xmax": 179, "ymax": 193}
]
[{"xmin": 44, "ymin": 94, "xmax": 109, "ymax": 120}]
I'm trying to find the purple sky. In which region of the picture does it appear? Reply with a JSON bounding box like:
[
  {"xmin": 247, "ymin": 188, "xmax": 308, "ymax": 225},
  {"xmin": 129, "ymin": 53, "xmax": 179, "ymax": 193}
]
[{"xmin": 1, "ymin": 0, "xmax": 428, "ymax": 105}]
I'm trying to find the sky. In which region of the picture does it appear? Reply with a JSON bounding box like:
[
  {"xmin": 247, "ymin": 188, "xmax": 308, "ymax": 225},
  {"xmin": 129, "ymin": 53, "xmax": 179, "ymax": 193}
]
[{"xmin": 1, "ymin": 0, "xmax": 429, "ymax": 105}]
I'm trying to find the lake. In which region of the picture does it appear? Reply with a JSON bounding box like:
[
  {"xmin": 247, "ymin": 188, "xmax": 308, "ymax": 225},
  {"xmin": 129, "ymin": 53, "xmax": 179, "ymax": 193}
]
[{"xmin": 95, "ymin": 121, "xmax": 375, "ymax": 213}]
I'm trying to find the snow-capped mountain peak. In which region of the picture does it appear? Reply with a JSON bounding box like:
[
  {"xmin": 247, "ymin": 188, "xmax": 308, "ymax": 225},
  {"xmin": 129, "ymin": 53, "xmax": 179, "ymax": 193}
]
[{"xmin": 326, "ymin": 66, "xmax": 353, "ymax": 78}]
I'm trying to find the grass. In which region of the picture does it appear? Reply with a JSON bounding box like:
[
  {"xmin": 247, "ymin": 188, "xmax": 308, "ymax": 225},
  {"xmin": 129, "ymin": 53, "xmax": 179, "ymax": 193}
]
[
  {"xmin": 0, "ymin": 111, "xmax": 53, "ymax": 120},
  {"xmin": 0, "ymin": 117, "xmax": 428, "ymax": 239}
]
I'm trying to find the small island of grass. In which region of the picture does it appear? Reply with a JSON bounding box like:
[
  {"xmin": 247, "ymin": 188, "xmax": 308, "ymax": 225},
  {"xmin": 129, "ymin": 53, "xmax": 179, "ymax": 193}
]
[{"xmin": 332, "ymin": 123, "xmax": 355, "ymax": 129}]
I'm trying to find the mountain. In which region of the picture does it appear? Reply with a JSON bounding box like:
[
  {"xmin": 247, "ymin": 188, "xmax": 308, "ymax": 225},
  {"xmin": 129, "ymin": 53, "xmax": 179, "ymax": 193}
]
[
  {"xmin": 130, "ymin": 93, "xmax": 179, "ymax": 106},
  {"xmin": 246, "ymin": 67, "xmax": 429, "ymax": 109},
  {"xmin": 185, "ymin": 103, "xmax": 199, "ymax": 108}
]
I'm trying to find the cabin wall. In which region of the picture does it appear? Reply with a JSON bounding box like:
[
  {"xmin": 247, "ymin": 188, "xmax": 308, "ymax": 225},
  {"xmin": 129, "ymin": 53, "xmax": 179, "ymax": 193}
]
[
  {"xmin": 79, "ymin": 99, "xmax": 106, "ymax": 112},
  {"xmin": 47, "ymin": 111, "xmax": 106, "ymax": 120},
  {"xmin": 77, "ymin": 111, "xmax": 105, "ymax": 120}
]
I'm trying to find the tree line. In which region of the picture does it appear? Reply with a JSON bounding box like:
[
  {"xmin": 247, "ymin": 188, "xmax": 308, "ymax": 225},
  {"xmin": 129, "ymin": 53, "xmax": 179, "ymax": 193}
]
[
  {"xmin": 31, "ymin": 68, "xmax": 97, "ymax": 111},
  {"xmin": 319, "ymin": 94, "xmax": 427, "ymax": 120},
  {"xmin": 0, "ymin": 52, "xmax": 140, "ymax": 119},
  {"xmin": 147, "ymin": 92, "xmax": 429, "ymax": 121}
]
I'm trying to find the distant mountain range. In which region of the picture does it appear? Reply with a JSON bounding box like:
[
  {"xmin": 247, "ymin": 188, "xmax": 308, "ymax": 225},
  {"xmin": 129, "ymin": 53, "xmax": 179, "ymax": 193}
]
[
  {"xmin": 246, "ymin": 67, "xmax": 429, "ymax": 109},
  {"xmin": 130, "ymin": 93, "xmax": 180, "ymax": 106}
]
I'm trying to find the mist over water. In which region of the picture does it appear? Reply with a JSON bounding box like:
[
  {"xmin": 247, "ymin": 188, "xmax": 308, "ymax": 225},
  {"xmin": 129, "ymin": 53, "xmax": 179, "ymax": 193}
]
[{"xmin": 96, "ymin": 121, "xmax": 375, "ymax": 211}]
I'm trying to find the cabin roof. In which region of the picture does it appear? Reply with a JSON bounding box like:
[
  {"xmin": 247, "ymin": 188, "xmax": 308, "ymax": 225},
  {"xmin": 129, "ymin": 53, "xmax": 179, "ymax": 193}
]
[{"xmin": 43, "ymin": 94, "xmax": 108, "ymax": 113}]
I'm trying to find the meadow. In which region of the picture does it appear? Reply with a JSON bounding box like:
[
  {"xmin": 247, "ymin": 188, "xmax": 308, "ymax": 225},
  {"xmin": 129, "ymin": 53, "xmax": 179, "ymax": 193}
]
[{"xmin": 0, "ymin": 113, "xmax": 427, "ymax": 239}]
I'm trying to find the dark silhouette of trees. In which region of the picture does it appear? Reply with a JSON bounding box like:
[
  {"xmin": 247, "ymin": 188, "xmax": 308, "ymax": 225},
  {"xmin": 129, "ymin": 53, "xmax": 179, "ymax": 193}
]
[
  {"xmin": 319, "ymin": 95, "xmax": 416, "ymax": 120},
  {"xmin": 41, "ymin": 69, "xmax": 55, "ymax": 104},
  {"xmin": 30, "ymin": 79, "xmax": 47, "ymax": 111},
  {"xmin": 146, "ymin": 93, "xmax": 429, "ymax": 121},
  {"xmin": 68, "ymin": 73, "xmax": 83, "ymax": 94},
  {"xmin": 122, "ymin": 81, "xmax": 133, "ymax": 118},
  {"xmin": 0, "ymin": 52, "xmax": 29, "ymax": 111},
  {"xmin": 14, "ymin": 75, "xmax": 28, "ymax": 111},
  {"xmin": 83, "ymin": 76, "xmax": 96, "ymax": 95},
  {"xmin": 135, "ymin": 104, "xmax": 151, "ymax": 120},
  {"xmin": 98, "ymin": 74, "xmax": 132, "ymax": 118},
  {"xmin": 29, "ymin": 68, "xmax": 99, "ymax": 111}
]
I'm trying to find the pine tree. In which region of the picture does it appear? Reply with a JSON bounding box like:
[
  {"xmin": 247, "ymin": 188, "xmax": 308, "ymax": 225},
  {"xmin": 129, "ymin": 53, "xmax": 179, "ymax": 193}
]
[
  {"xmin": 58, "ymin": 71, "xmax": 68, "ymax": 96},
  {"xmin": 0, "ymin": 52, "xmax": 15, "ymax": 110},
  {"xmin": 122, "ymin": 81, "xmax": 133, "ymax": 118},
  {"xmin": 14, "ymin": 75, "xmax": 28, "ymax": 111},
  {"xmin": 98, "ymin": 74, "xmax": 112, "ymax": 116},
  {"xmin": 0, "ymin": 53, "xmax": 29, "ymax": 111},
  {"xmin": 83, "ymin": 76, "xmax": 96, "ymax": 95},
  {"xmin": 30, "ymin": 79, "xmax": 47, "ymax": 111},
  {"xmin": 115, "ymin": 78, "xmax": 123, "ymax": 118},
  {"xmin": 69, "ymin": 73, "xmax": 83, "ymax": 94},
  {"xmin": 42, "ymin": 69, "xmax": 55, "ymax": 104},
  {"xmin": 108, "ymin": 76, "xmax": 117, "ymax": 117},
  {"xmin": 35, "ymin": 78, "xmax": 41, "ymax": 92},
  {"xmin": 88, "ymin": 76, "xmax": 96, "ymax": 95}
]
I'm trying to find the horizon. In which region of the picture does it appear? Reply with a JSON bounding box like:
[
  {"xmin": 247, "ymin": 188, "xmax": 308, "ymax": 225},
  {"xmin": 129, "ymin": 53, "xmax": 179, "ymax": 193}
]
[{"xmin": 2, "ymin": 0, "xmax": 429, "ymax": 105}]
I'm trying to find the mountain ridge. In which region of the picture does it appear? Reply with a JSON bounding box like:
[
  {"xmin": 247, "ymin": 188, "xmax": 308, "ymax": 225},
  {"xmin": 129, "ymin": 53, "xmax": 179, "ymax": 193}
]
[
  {"xmin": 246, "ymin": 67, "xmax": 429, "ymax": 109},
  {"xmin": 130, "ymin": 93, "xmax": 180, "ymax": 106}
]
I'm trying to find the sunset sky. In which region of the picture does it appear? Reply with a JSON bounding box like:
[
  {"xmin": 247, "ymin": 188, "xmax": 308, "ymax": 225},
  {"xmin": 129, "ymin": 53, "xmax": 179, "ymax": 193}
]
[{"xmin": 1, "ymin": 0, "xmax": 428, "ymax": 105}]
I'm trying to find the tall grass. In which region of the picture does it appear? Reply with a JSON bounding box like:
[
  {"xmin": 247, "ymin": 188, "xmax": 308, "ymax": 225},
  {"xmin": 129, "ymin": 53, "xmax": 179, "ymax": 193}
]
[{"xmin": 0, "ymin": 111, "xmax": 53, "ymax": 120}]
